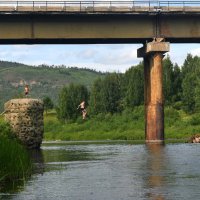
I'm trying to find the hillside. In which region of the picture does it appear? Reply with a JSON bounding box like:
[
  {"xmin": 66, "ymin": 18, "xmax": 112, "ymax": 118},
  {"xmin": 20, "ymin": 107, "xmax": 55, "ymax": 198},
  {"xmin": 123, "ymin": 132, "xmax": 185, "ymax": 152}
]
[{"xmin": 0, "ymin": 61, "xmax": 105, "ymax": 111}]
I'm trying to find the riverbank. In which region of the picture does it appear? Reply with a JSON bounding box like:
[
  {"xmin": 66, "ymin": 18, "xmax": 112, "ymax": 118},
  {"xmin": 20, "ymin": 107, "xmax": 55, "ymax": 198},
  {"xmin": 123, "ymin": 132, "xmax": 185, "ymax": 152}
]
[
  {"xmin": 42, "ymin": 138, "xmax": 187, "ymax": 146},
  {"xmin": 1, "ymin": 106, "xmax": 199, "ymax": 143},
  {"xmin": 44, "ymin": 107, "xmax": 200, "ymax": 141},
  {"xmin": 0, "ymin": 118, "xmax": 32, "ymax": 189}
]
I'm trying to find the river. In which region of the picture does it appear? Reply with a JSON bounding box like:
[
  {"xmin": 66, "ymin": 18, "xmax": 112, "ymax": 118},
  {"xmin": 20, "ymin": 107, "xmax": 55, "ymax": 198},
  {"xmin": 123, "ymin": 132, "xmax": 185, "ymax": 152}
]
[{"xmin": 1, "ymin": 142, "xmax": 200, "ymax": 200}]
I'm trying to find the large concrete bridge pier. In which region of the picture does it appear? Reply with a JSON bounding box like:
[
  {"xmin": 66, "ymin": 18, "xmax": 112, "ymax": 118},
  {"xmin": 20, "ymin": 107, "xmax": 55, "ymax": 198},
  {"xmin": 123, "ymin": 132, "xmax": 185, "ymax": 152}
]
[{"xmin": 138, "ymin": 39, "xmax": 170, "ymax": 143}]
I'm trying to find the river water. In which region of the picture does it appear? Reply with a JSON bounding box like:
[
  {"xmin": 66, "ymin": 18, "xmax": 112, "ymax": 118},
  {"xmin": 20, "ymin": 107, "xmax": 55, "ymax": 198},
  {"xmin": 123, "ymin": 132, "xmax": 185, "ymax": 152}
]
[{"xmin": 1, "ymin": 142, "xmax": 200, "ymax": 200}]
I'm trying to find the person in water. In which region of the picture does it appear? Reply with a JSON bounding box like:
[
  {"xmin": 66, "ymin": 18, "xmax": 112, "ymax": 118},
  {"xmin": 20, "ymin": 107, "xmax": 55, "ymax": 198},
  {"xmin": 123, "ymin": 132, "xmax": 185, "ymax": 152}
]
[
  {"xmin": 24, "ymin": 85, "xmax": 29, "ymax": 97},
  {"xmin": 77, "ymin": 101, "xmax": 87, "ymax": 119}
]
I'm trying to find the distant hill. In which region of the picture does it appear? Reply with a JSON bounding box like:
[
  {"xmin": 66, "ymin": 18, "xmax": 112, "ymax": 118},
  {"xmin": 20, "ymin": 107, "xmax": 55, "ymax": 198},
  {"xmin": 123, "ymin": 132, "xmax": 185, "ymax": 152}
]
[{"xmin": 0, "ymin": 60, "xmax": 105, "ymax": 111}]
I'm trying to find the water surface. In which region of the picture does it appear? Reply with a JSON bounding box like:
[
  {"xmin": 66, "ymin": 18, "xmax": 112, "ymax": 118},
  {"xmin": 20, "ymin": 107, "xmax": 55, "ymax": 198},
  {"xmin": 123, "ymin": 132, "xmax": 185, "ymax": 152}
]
[{"xmin": 1, "ymin": 142, "xmax": 200, "ymax": 200}]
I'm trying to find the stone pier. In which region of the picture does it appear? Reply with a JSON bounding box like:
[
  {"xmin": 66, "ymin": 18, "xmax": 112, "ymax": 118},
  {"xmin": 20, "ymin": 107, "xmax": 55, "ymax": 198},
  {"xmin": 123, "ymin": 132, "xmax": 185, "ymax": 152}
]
[
  {"xmin": 138, "ymin": 39, "xmax": 170, "ymax": 143},
  {"xmin": 4, "ymin": 98, "xmax": 44, "ymax": 149}
]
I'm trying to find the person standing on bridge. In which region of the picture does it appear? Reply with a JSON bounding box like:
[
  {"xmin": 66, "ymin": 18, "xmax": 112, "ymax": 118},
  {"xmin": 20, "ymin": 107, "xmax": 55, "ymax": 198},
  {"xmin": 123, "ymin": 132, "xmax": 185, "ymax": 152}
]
[{"xmin": 77, "ymin": 100, "xmax": 87, "ymax": 119}]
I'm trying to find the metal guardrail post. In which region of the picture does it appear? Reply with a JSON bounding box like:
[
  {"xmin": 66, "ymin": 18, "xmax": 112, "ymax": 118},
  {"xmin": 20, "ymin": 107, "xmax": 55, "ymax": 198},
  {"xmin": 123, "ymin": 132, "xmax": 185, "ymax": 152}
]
[
  {"xmin": 80, "ymin": 1, "xmax": 81, "ymax": 12},
  {"xmin": 149, "ymin": 1, "xmax": 150, "ymax": 11},
  {"xmin": 46, "ymin": 1, "xmax": 47, "ymax": 11},
  {"xmin": 16, "ymin": 1, "xmax": 18, "ymax": 11},
  {"xmin": 33, "ymin": 1, "xmax": 34, "ymax": 11},
  {"xmin": 168, "ymin": 1, "xmax": 169, "ymax": 11}
]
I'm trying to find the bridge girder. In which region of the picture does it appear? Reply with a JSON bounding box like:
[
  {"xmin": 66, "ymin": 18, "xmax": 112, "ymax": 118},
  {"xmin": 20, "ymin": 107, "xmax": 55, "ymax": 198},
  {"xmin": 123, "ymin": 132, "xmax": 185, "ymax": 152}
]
[{"xmin": 0, "ymin": 13, "xmax": 199, "ymax": 44}]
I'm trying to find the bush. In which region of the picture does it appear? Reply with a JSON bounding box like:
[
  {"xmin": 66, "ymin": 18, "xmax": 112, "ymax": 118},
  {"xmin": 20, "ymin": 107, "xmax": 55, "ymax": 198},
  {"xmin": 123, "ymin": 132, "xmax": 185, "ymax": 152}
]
[
  {"xmin": 165, "ymin": 107, "xmax": 180, "ymax": 126},
  {"xmin": 105, "ymin": 113, "xmax": 112, "ymax": 121},
  {"xmin": 173, "ymin": 101, "xmax": 183, "ymax": 110},
  {"xmin": 0, "ymin": 121, "xmax": 15, "ymax": 139},
  {"xmin": 121, "ymin": 109, "xmax": 132, "ymax": 122},
  {"xmin": 165, "ymin": 107, "xmax": 180, "ymax": 120},
  {"xmin": 189, "ymin": 114, "xmax": 200, "ymax": 126},
  {"xmin": 112, "ymin": 135, "xmax": 127, "ymax": 140},
  {"xmin": 76, "ymin": 116, "xmax": 85, "ymax": 124},
  {"xmin": 132, "ymin": 106, "xmax": 144, "ymax": 120},
  {"xmin": 95, "ymin": 113, "xmax": 105, "ymax": 121}
]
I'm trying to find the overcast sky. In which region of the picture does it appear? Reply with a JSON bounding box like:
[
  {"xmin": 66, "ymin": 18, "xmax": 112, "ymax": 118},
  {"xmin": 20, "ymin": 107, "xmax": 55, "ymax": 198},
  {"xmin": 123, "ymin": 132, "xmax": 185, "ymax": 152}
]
[{"xmin": 0, "ymin": 44, "xmax": 199, "ymax": 72}]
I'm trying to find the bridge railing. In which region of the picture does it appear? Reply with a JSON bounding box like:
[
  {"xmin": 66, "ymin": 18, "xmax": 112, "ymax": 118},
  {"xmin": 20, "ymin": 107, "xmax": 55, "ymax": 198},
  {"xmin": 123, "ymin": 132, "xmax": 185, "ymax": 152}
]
[{"xmin": 0, "ymin": 1, "xmax": 200, "ymax": 12}]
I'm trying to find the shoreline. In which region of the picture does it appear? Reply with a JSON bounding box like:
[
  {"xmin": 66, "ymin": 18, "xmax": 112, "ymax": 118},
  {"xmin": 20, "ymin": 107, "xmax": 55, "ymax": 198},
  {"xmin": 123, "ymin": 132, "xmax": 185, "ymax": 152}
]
[{"xmin": 42, "ymin": 138, "xmax": 188, "ymax": 145}]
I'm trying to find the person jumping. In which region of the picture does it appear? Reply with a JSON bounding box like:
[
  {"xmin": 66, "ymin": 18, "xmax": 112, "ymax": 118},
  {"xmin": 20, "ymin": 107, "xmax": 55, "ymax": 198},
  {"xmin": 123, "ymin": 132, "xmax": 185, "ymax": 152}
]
[{"xmin": 77, "ymin": 101, "xmax": 87, "ymax": 119}]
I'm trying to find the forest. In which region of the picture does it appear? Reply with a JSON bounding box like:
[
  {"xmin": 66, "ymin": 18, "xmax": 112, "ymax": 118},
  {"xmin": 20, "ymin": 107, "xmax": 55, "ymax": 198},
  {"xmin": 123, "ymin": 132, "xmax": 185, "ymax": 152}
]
[
  {"xmin": 56, "ymin": 53, "xmax": 200, "ymax": 121},
  {"xmin": 40, "ymin": 53, "xmax": 200, "ymax": 141}
]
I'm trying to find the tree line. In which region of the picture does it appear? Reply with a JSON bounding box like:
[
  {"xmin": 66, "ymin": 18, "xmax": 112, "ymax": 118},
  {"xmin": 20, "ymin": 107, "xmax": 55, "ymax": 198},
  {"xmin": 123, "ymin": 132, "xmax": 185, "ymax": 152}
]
[{"xmin": 52, "ymin": 54, "xmax": 200, "ymax": 122}]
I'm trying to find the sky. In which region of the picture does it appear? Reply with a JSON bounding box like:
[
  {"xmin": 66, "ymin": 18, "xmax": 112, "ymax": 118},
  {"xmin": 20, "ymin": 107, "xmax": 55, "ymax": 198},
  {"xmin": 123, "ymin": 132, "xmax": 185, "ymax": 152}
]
[{"xmin": 0, "ymin": 44, "xmax": 200, "ymax": 73}]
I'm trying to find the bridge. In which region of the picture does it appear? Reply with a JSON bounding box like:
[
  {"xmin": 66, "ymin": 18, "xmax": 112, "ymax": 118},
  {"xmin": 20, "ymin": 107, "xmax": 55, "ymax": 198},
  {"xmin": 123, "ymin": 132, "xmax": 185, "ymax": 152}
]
[
  {"xmin": 0, "ymin": 1, "xmax": 200, "ymax": 43},
  {"xmin": 1, "ymin": 0, "xmax": 200, "ymax": 143}
]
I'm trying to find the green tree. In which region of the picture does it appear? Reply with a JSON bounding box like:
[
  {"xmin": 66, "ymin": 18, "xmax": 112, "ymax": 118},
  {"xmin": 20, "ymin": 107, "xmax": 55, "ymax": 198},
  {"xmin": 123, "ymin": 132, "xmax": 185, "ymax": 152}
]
[
  {"xmin": 163, "ymin": 55, "xmax": 174, "ymax": 104},
  {"xmin": 103, "ymin": 73, "xmax": 122, "ymax": 113},
  {"xmin": 171, "ymin": 63, "xmax": 182, "ymax": 102},
  {"xmin": 89, "ymin": 73, "xmax": 122, "ymax": 115},
  {"xmin": 182, "ymin": 73, "xmax": 197, "ymax": 113},
  {"xmin": 182, "ymin": 54, "xmax": 199, "ymax": 78},
  {"xmin": 57, "ymin": 83, "xmax": 88, "ymax": 122},
  {"xmin": 43, "ymin": 96, "xmax": 54, "ymax": 114},
  {"xmin": 124, "ymin": 63, "xmax": 144, "ymax": 108},
  {"xmin": 195, "ymin": 77, "xmax": 200, "ymax": 112},
  {"xmin": 181, "ymin": 54, "xmax": 200, "ymax": 113},
  {"xmin": 89, "ymin": 78, "xmax": 106, "ymax": 115}
]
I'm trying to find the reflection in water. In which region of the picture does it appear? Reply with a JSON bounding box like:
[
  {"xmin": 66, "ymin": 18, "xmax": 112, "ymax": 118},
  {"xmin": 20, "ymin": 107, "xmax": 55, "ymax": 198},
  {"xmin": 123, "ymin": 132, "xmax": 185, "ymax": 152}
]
[
  {"xmin": 145, "ymin": 144, "xmax": 166, "ymax": 200},
  {"xmin": 29, "ymin": 149, "xmax": 45, "ymax": 175}
]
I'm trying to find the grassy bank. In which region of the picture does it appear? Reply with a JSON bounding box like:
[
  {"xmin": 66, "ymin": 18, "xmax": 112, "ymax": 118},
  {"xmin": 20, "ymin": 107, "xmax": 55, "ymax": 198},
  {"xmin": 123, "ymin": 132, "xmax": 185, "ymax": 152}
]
[
  {"xmin": 44, "ymin": 108, "xmax": 144, "ymax": 141},
  {"xmin": 44, "ymin": 106, "xmax": 200, "ymax": 141},
  {"xmin": 0, "ymin": 118, "xmax": 32, "ymax": 186}
]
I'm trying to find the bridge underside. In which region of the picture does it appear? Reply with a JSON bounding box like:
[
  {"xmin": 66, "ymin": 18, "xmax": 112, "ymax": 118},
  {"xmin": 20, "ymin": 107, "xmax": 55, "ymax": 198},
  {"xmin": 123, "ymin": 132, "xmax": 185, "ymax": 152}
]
[
  {"xmin": 0, "ymin": 13, "xmax": 200, "ymax": 44},
  {"xmin": 2, "ymin": 37, "xmax": 200, "ymax": 45}
]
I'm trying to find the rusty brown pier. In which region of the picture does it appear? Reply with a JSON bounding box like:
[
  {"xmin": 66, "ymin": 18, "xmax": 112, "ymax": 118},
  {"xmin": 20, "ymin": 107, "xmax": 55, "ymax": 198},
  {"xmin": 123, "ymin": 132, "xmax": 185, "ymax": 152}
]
[
  {"xmin": 1, "ymin": 0, "xmax": 200, "ymax": 143},
  {"xmin": 138, "ymin": 39, "xmax": 169, "ymax": 143}
]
